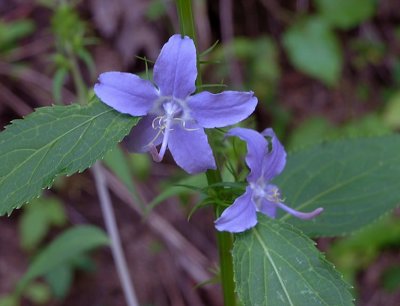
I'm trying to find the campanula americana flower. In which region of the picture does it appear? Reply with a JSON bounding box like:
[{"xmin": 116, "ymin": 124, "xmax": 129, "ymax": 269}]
[
  {"xmin": 94, "ymin": 34, "xmax": 257, "ymax": 174},
  {"xmin": 215, "ymin": 127, "xmax": 323, "ymax": 233}
]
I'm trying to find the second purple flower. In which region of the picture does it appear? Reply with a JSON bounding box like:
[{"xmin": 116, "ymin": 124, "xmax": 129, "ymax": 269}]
[
  {"xmin": 94, "ymin": 34, "xmax": 257, "ymax": 174},
  {"xmin": 215, "ymin": 127, "xmax": 323, "ymax": 233}
]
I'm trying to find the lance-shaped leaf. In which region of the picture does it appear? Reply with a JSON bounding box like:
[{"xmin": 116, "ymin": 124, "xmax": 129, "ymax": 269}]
[
  {"xmin": 233, "ymin": 215, "xmax": 353, "ymax": 306},
  {"xmin": 0, "ymin": 100, "xmax": 139, "ymax": 215},
  {"xmin": 17, "ymin": 225, "xmax": 109, "ymax": 291},
  {"xmin": 275, "ymin": 134, "xmax": 400, "ymax": 237}
]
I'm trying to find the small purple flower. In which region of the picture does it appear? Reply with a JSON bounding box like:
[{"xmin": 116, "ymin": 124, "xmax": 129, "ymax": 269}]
[
  {"xmin": 215, "ymin": 127, "xmax": 323, "ymax": 233},
  {"xmin": 94, "ymin": 34, "xmax": 257, "ymax": 174}
]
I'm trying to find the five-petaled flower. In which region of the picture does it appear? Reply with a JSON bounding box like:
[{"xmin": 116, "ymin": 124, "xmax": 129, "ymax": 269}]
[
  {"xmin": 215, "ymin": 127, "xmax": 323, "ymax": 233},
  {"xmin": 94, "ymin": 34, "xmax": 257, "ymax": 174}
]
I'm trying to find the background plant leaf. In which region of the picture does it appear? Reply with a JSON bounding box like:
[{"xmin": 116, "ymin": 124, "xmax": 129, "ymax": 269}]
[
  {"xmin": 314, "ymin": 0, "xmax": 376, "ymax": 29},
  {"xmin": 17, "ymin": 225, "xmax": 109, "ymax": 291},
  {"xmin": 233, "ymin": 215, "xmax": 353, "ymax": 306},
  {"xmin": 0, "ymin": 100, "xmax": 139, "ymax": 216},
  {"xmin": 283, "ymin": 17, "xmax": 342, "ymax": 85},
  {"xmin": 275, "ymin": 134, "xmax": 400, "ymax": 237},
  {"xmin": 19, "ymin": 197, "xmax": 66, "ymax": 251}
]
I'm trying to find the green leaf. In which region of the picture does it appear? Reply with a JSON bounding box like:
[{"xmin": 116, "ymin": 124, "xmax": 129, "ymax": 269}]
[
  {"xmin": 145, "ymin": 173, "xmax": 207, "ymax": 214},
  {"xmin": 23, "ymin": 282, "xmax": 51, "ymax": 304},
  {"xmin": 315, "ymin": 0, "xmax": 376, "ymax": 29},
  {"xmin": 283, "ymin": 17, "xmax": 342, "ymax": 85},
  {"xmin": 19, "ymin": 197, "xmax": 66, "ymax": 251},
  {"xmin": 288, "ymin": 114, "xmax": 390, "ymax": 151},
  {"xmin": 287, "ymin": 117, "xmax": 333, "ymax": 150},
  {"xmin": 233, "ymin": 215, "xmax": 353, "ymax": 306},
  {"xmin": 327, "ymin": 215, "xmax": 400, "ymax": 282},
  {"xmin": 18, "ymin": 225, "xmax": 109, "ymax": 291},
  {"xmin": 52, "ymin": 68, "xmax": 68, "ymax": 105},
  {"xmin": 0, "ymin": 295, "xmax": 18, "ymax": 306},
  {"xmin": 383, "ymin": 91, "xmax": 400, "ymax": 129},
  {"xmin": 0, "ymin": 20, "xmax": 35, "ymax": 53},
  {"xmin": 382, "ymin": 266, "xmax": 400, "ymax": 292},
  {"xmin": 275, "ymin": 135, "xmax": 400, "ymax": 237},
  {"xmin": 45, "ymin": 265, "xmax": 73, "ymax": 299},
  {"xmin": 0, "ymin": 100, "xmax": 139, "ymax": 216}
]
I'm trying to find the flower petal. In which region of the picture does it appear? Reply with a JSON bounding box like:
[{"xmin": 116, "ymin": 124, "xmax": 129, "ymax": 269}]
[
  {"xmin": 188, "ymin": 91, "xmax": 257, "ymax": 128},
  {"xmin": 276, "ymin": 202, "xmax": 324, "ymax": 220},
  {"xmin": 167, "ymin": 123, "xmax": 216, "ymax": 174},
  {"xmin": 124, "ymin": 115, "xmax": 162, "ymax": 152},
  {"xmin": 261, "ymin": 128, "xmax": 287, "ymax": 180},
  {"xmin": 215, "ymin": 187, "xmax": 257, "ymax": 233},
  {"xmin": 94, "ymin": 72, "xmax": 157, "ymax": 116},
  {"xmin": 226, "ymin": 127, "xmax": 268, "ymax": 182},
  {"xmin": 153, "ymin": 34, "xmax": 197, "ymax": 99},
  {"xmin": 259, "ymin": 199, "xmax": 277, "ymax": 218}
]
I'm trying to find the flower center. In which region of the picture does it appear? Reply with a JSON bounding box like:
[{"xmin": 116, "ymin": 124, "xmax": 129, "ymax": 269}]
[
  {"xmin": 250, "ymin": 180, "xmax": 282, "ymax": 210},
  {"xmin": 147, "ymin": 96, "xmax": 197, "ymax": 162}
]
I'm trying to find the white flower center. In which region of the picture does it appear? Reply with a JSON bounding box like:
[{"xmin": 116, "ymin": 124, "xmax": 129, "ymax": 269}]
[
  {"xmin": 147, "ymin": 96, "xmax": 198, "ymax": 162},
  {"xmin": 250, "ymin": 180, "xmax": 282, "ymax": 210}
]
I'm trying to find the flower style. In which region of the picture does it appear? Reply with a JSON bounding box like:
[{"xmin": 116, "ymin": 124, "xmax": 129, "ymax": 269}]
[
  {"xmin": 215, "ymin": 127, "xmax": 323, "ymax": 233},
  {"xmin": 94, "ymin": 34, "xmax": 257, "ymax": 174}
]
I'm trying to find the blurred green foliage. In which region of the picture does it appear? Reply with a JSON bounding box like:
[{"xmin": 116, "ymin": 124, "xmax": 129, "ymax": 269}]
[
  {"xmin": 146, "ymin": 0, "xmax": 167, "ymax": 21},
  {"xmin": 46, "ymin": 1, "xmax": 96, "ymax": 104},
  {"xmin": 287, "ymin": 114, "xmax": 391, "ymax": 150},
  {"xmin": 327, "ymin": 215, "xmax": 400, "ymax": 287},
  {"xmin": 212, "ymin": 36, "xmax": 280, "ymax": 97},
  {"xmin": 17, "ymin": 226, "xmax": 108, "ymax": 298},
  {"xmin": 314, "ymin": 0, "xmax": 376, "ymax": 29},
  {"xmin": 0, "ymin": 20, "xmax": 35, "ymax": 54},
  {"xmin": 382, "ymin": 266, "xmax": 400, "ymax": 292},
  {"xmin": 19, "ymin": 198, "xmax": 66, "ymax": 251},
  {"xmin": 283, "ymin": 17, "xmax": 343, "ymax": 86},
  {"xmin": 383, "ymin": 92, "xmax": 400, "ymax": 130}
]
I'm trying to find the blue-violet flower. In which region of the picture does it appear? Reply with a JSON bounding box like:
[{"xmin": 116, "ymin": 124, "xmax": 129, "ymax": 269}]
[
  {"xmin": 94, "ymin": 34, "xmax": 257, "ymax": 174},
  {"xmin": 215, "ymin": 127, "xmax": 323, "ymax": 233}
]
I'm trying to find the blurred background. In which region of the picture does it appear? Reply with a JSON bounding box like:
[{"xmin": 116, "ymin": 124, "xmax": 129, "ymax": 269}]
[{"xmin": 1, "ymin": 0, "xmax": 400, "ymax": 305}]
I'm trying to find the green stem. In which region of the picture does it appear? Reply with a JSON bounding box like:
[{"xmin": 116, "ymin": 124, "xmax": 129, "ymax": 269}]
[
  {"xmin": 176, "ymin": 0, "xmax": 197, "ymax": 42},
  {"xmin": 208, "ymin": 172, "xmax": 237, "ymax": 306},
  {"xmin": 66, "ymin": 45, "xmax": 87, "ymax": 105},
  {"xmin": 176, "ymin": 1, "xmax": 236, "ymax": 305}
]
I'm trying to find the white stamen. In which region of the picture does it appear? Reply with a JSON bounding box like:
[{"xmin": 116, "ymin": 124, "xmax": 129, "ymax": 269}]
[{"xmin": 145, "ymin": 97, "xmax": 199, "ymax": 162}]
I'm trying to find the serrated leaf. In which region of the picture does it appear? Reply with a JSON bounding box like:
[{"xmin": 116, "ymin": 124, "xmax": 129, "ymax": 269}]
[
  {"xmin": 233, "ymin": 215, "xmax": 353, "ymax": 306},
  {"xmin": 0, "ymin": 100, "xmax": 139, "ymax": 215},
  {"xmin": 315, "ymin": 0, "xmax": 376, "ymax": 29},
  {"xmin": 283, "ymin": 17, "xmax": 342, "ymax": 85},
  {"xmin": 17, "ymin": 225, "xmax": 109, "ymax": 291},
  {"xmin": 275, "ymin": 135, "xmax": 400, "ymax": 237}
]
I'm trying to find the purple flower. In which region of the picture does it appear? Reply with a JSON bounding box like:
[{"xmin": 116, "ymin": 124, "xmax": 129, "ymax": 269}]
[
  {"xmin": 215, "ymin": 127, "xmax": 323, "ymax": 233},
  {"xmin": 94, "ymin": 34, "xmax": 257, "ymax": 174}
]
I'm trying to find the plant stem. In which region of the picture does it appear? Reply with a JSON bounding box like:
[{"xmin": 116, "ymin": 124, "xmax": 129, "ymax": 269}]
[
  {"xmin": 66, "ymin": 46, "xmax": 87, "ymax": 105},
  {"xmin": 176, "ymin": 1, "xmax": 237, "ymax": 305},
  {"xmin": 92, "ymin": 162, "xmax": 139, "ymax": 306},
  {"xmin": 176, "ymin": 0, "xmax": 197, "ymax": 42},
  {"xmin": 208, "ymin": 171, "xmax": 237, "ymax": 306}
]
